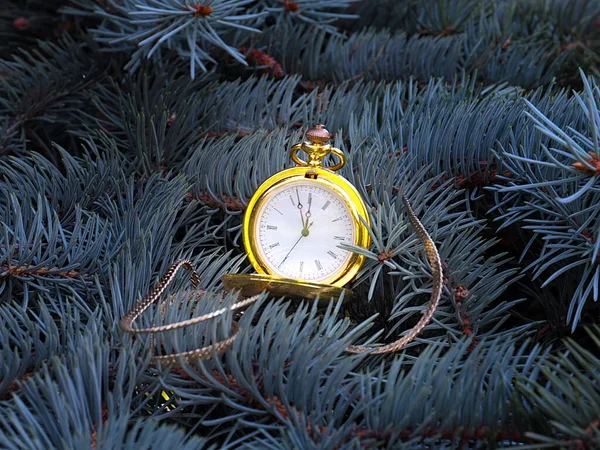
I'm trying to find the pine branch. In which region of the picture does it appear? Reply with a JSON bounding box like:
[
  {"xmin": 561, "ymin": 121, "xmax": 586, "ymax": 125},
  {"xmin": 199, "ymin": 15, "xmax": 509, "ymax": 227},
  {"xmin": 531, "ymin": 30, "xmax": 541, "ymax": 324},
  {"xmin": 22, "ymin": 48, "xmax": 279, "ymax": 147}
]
[
  {"xmin": 153, "ymin": 297, "xmax": 374, "ymax": 445},
  {"xmin": 3, "ymin": 0, "xmax": 600, "ymax": 446},
  {"xmin": 0, "ymin": 303, "xmax": 61, "ymax": 399},
  {"xmin": 80, "ymin": 63, "xmax": 215, "ymax": 174},
  {"xmin": 64, "ymin": 0, "xmax": 358, "ymax": 77},
  {"xmin": 0, "ymin": 36, "xmax": 103, "ymax": 159},
  {"xmin": 0, "ymin": 194, "xmax": 113, "ymax": 303},
  {"xmin": 492, "ymin": 71, "xmax": 600, "ymax": 331},
  {"xmin": 0, "ymin": 324, "xmax": 208, "ymax": 449},
  {"xmin": 516, "ymin": 326, "xmax": 600, "ymax": 449},
  {"xmin": 0, "ymin": 0, "xmax": 80, "ymax": 57},
  {"xmin": 263, "ymin": 0, "xmax": 359, "ymax": 34}
]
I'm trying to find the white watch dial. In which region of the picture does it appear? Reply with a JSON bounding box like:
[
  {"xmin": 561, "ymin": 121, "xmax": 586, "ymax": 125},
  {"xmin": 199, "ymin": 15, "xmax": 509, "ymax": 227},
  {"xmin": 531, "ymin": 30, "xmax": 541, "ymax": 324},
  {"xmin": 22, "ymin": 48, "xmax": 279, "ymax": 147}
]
[{"xmin": 254, "ymin": 181, "xmax": 356, "ymax": 283}]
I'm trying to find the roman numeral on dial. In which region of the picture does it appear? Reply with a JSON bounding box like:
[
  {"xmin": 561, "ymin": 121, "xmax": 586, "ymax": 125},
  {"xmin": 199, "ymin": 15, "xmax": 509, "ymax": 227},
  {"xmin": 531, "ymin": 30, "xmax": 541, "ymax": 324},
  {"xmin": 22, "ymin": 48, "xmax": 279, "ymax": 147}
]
[{"xmin": 315, "ymin": 260, "xmax": 323, "ymax": 271}]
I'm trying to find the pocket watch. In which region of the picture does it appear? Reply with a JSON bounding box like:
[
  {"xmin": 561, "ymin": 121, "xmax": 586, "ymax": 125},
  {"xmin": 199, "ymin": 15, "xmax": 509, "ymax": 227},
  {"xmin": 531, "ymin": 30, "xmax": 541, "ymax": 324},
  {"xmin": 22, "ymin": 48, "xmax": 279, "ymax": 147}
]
[
  {"xmin": 124, "ymin": 125, "xmax": 443, "ymax": 360},
  {"xmin": 222, "ymin": 125, "xmax": 371, "ymax": 300}
]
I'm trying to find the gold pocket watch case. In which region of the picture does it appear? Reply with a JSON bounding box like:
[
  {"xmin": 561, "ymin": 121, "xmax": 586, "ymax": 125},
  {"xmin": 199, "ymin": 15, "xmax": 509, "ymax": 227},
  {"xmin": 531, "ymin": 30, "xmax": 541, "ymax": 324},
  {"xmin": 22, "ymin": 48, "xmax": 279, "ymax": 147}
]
[{"xmin": 222, "ymin": 125, "xmax": 371, "ymax": 301}]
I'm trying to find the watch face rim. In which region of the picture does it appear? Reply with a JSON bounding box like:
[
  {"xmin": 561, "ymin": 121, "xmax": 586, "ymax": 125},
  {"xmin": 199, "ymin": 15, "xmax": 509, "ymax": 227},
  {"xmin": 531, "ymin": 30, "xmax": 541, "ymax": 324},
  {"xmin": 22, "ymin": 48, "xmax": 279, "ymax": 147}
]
[
  {"xmin": 252, "ymin": 178, "xmax": 357, "ymax": 284},
  {"xmin": 243, "ymin": 167, "xmax": 371, "ymax": 287}
]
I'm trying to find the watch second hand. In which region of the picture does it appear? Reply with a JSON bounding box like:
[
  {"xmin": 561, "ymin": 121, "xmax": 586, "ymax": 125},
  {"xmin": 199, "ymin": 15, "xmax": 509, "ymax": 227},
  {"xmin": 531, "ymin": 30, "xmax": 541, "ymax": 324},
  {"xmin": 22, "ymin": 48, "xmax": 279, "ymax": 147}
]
[
  {"xmin": 278, "ymin": 221, "xmax": 313, "ymax": 268},
  {"xmin": 278, "ymin": 235, "xmax": 303, "ymax": 268}
]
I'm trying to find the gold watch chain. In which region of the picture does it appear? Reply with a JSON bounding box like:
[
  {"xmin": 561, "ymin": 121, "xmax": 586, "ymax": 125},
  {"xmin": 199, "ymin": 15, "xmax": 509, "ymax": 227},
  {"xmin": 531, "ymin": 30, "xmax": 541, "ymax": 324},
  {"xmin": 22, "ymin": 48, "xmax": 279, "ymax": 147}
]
[
  {"xmin": 344, "ymin": 193, "xmax": 443, "ymax": 354},
  {"xmin": 121, "ymin": 194, "xmax": 442, "ymax": 361},
  {"xmin": 120, "ymin": 260, "xmax": 261, "ymax": 365}
]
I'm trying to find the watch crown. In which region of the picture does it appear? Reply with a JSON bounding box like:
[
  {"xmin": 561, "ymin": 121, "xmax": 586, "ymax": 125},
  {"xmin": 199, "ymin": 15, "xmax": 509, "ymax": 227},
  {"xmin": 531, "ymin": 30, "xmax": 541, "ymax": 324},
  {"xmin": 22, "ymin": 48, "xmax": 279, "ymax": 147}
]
[
  {"xmin": 290, "ymin": 124, "xmax": 345, "ymax": 171},
  {"xmin": 306, "ymin": 124, "xmax": 331, "ymax": 144}
]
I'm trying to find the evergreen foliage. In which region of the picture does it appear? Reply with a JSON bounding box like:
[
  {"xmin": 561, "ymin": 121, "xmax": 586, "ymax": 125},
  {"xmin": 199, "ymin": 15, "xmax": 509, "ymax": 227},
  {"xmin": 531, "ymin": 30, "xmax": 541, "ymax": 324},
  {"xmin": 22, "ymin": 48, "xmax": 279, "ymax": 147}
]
[{"xmin": 2, "ymin": 0, "xmax": 600, "ymax": 448}]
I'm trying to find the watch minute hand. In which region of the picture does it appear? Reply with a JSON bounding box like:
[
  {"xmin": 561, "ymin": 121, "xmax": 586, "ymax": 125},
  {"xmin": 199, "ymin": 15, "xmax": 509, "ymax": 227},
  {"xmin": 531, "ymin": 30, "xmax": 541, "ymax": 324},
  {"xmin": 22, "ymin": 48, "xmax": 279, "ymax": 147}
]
[{"xmin": 295, "ymin": 188, "xmax": 306, "ymax": 229}]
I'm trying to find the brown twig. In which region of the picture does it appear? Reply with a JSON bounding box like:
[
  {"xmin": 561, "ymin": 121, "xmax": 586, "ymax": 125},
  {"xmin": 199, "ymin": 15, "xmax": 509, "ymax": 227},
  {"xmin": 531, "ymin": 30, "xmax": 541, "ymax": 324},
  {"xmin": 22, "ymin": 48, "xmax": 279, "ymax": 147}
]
[
  {"xmin": 572, "ymin": 152, "xmax": 600, "ymax": 176},
  {"xmin": 90, "ymin": 404, "xmax": 109, "ymax": 450},
  {"xmin": 239, "ymin": 47, "xmax": 284, "ymax": 79},
  {"xmin": 170, "ymin": 367, "xmax": 322, "ymax": 440},
  {"xmin": 349, "ymin": 425, "xmax": 525, "ymax": 445},
  {"xmin": 454, "ymin": 284, "xmax": 478, "ymax": 351},
  {"xmin": 188, "ymin": 191, "xmax": 247, "ymax": 211},
  {"xmin": 1, "ymin": 368, "xmax": 38, "ymax": 401},
  {"xmin": 0, "ymin": 262, "xmax": 84, "ymax": 279},
  {"xmin": 418, "ymin": 26, "xmax": 458, "ymax": 37},
  {"xmin": 350, "ymin": 39, "xmax": 390, "ymax": 82}
]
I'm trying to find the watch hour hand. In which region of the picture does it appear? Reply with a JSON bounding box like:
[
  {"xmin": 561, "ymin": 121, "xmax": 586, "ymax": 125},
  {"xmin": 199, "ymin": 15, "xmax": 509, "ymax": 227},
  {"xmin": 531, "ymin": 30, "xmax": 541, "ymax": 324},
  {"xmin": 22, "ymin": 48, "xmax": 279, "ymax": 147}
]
[{"xmin": 305, "ymin": 192, "xmax": 312, "ymax": 222}]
